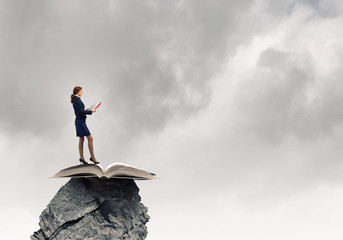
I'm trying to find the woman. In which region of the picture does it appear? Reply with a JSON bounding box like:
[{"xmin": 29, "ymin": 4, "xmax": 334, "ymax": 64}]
[{"xmin": 71, "ymin": 86, "xmax": 99, "ymax": 165}]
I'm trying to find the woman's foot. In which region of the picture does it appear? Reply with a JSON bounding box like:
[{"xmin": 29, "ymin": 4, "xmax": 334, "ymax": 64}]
[
  {"xmin": 79, "ymin": 158, "xmax": 88, "ymax": 165},
  {"xmin": 90, "ymin": 157, "xmax": 99, "ymax": 164}
]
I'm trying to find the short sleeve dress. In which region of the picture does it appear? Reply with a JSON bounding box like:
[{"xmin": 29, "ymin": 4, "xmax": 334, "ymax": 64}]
[{"xmin": 72, "ymin": 96, "xmax": 93, "ymax": 137}]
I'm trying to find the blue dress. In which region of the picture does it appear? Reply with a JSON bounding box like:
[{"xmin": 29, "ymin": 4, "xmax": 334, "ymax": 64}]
[{"xmin": 73, "ymin": 96, "xmax": 93, "ymax": 137}]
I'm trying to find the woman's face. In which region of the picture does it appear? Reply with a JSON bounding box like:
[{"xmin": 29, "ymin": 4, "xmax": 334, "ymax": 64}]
[{"xmin": 77, "ymin": 89, "xmax": 83, "ymax": 96}]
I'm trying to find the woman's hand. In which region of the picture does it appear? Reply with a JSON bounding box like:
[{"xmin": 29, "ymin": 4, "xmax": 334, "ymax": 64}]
[{"xmin": 92, "ymin": 109, "xmax": 96, "ymax": 113}]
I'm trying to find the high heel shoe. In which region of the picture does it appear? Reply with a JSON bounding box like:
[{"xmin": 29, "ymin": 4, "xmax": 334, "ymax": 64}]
[
  {"xmin": 90, "ymin": 157, "xmax": 100, "ymax": 164},
  {"xmin": 79, "ymin": 158, "xmax": 88, "ymax": 165}
]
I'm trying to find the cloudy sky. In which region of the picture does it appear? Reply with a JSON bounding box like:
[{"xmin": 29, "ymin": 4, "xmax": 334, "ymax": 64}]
[{"xmin": 1, "ymin": 0, "xmax": 343, "ymax": 239}]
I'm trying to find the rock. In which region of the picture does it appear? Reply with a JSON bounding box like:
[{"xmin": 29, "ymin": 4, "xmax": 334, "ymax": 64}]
[{"xmin": 31, "ymin": 178, "xmax": 149, "ymax": 240}]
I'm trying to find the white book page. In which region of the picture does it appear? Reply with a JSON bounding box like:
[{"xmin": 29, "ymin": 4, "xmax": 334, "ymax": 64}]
[
  {"xmin": 87, "ymin": 102, "xmax": 96, "ymax": 110},
  {"xmin": 104, "ymin": 163, "xmax": 155, "ymax": 179},
  {"xmin": 52, "ymin": 164, "xmax": 105, "ymax": 178},
  {"xmin": 87, "ymin": 102, "xmax": 101, "ymax": 110}
]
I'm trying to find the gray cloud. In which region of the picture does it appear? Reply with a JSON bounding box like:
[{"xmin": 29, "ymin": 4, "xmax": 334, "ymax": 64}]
[
  {"xmin": 264, "ymin": 0, "xmax": 342, "ymax": 19},
  {"xmin": 0, "ymin": 0, "xmax": 255, "ymax": 140},
  {"xmin": 234, "ymin": 47, "xmax": 343, "ymax": 143}
]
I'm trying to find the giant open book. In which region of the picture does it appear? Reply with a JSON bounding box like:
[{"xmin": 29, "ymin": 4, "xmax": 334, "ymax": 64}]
[{"xmin": 51, "ymin": 163, "xmax": 157, "ymax": 180}]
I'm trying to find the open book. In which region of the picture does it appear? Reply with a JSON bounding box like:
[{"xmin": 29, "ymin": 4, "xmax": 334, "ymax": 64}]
[
  {"xmin": 51, "ymin": 163, "xmax": 157, "ymax": 180},
  {"xmin": 87, "ymin": 101, "xmax": 102, "ymax": 111}
]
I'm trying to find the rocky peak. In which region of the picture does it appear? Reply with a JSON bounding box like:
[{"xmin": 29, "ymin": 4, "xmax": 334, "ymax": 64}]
[{"xmin": 31, "ymin": 178, "xmax": 149, "ymax": 240}]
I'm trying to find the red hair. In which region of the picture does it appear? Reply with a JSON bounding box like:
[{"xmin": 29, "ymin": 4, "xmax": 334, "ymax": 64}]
[{"xmin": 71, "ymin": 86, "xmax": 82, "ymax": 103}]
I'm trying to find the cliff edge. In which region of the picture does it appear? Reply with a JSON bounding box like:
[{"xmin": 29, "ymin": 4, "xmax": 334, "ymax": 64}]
[{"xmin": 31, "ymin": 178, "xmax": 149, "ymax": 240}]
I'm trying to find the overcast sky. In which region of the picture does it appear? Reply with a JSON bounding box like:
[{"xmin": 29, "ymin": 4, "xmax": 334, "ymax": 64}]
[{"xmin": 1, "ymin": 0, "xmax": 343, "ymax": 239}]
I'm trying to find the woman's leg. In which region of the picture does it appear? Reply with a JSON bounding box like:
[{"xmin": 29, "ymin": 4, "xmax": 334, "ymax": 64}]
[
  {"xmin": 86, "ymin": 135, "xmax": 97, "ymax": 162},
  {"xmin": 79, "ymin": 136, "xmax": 85, "ymax": 160}
]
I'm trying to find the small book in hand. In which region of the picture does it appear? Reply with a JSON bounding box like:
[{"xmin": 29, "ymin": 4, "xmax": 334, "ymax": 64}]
[{"xmin": 87, "ymin": 101, "xmax": 102, "ymax": 111}]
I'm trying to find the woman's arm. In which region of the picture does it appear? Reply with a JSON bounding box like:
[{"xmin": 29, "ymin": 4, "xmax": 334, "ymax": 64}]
[{"xmin": 75, "ymin": 98, "xmax": 92, "ymax": 115}]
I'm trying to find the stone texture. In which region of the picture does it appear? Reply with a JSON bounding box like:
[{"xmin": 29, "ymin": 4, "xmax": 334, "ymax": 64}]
[{"xmin": 31, "ymin": 178, "xmax": 149, "ymax": 240}]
